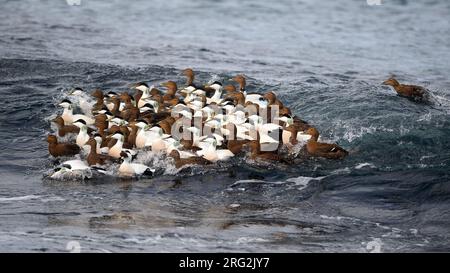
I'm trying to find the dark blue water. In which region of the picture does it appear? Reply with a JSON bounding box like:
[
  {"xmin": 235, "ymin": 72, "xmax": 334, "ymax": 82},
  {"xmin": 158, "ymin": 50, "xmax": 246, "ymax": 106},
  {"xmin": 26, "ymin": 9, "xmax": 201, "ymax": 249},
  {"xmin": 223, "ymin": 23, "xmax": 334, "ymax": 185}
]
[{"xmin": 0, "ymin": 0, "xmax": 450, "ymax": 252}]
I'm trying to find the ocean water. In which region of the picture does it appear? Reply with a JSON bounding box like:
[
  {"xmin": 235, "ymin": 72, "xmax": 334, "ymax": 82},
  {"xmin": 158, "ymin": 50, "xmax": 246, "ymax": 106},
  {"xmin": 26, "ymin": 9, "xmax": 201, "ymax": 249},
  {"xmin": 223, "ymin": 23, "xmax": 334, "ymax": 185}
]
[{"xmin": 0, "ymin": 0, "xmax": 450, "ymax": 252}]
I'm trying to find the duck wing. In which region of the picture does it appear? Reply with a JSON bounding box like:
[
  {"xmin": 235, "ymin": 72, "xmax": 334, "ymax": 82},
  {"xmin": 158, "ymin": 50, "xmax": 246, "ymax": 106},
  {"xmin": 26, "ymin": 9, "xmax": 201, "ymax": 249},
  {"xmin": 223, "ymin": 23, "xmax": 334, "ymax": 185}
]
[{"xmin": 62, "ymin": 143, "xmax": 81, "ymax": 155}]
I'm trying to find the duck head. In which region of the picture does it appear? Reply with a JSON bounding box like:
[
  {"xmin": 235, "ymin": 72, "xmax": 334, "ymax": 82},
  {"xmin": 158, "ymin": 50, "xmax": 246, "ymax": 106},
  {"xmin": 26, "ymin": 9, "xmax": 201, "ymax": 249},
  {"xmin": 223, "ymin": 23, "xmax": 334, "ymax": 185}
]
[
  {"xmin": 383, "ymin": 77, "xmax": 400, "ymax": 87},
  {"xmin": 139, "ymin": 103, "xmax": 155, "ymax": 113},
  {"xmin": 132, "ymin": 82, "xmax": 149, "ymax": 93},
  {"xmin": 305, "ymin": 127, "xmax": 320, "ymax": 141},
  {"xmin": 263, "ymin": 91, "xmax": 277, "ymax": 104},
  {"xmin": 182, "ymin": 68, "xmax": 195, "ymax": 85},
  {"xmin": 58, "ymin": 99, "xmax": 72, "ymax": 109},
  {"xmin": 91, "ymin": 89, "xmax": 104, "ymax": 99},
  {"xmin": 86, "ymin": 137, "xmax": 97, "ymax": 148},
  {"xmin": 120, "ymin": 150, "xmax": 132, "ymax": 162},
  {"xmin": 73, "ymin": 119, "xmax": 87, "ymax": 128},
  {"xmin": 109, "ymin": 132, "xmax": 125, "ymax": 142},
  {"xmin": 205, "ymin": 81, "xmax": 223, "ymax": 92},
  {"xmin": 231, "ymin": 75, "xmax": 246, "ymax": 91},
  {"xmin": 93, "ymin": 134, "xmax": 103, "ymax": 145},
  {"xmin": 47, "ymin": 135, "xmax": 58, "ymax": 144},
  {"xmin": 68, "ymin": 87, "xmax": 84, "ymax": 96},
  {"xmin": 51, "ymin": 116, "xmax": 65, "ymax": 127},
  {"xmin": 169, "ymin": 149, "xmax": 181, "ymax": 160},
  {"xmin": 161, "ymin": 81, "xmax": 178, "ymax": 94},
  {"xmin": 224, "ymin": 85, "xmax": 236, "ymax": 94},
  {"xmin": 107, "ymin": 91, "xmax": 119, "ymax": 98}
]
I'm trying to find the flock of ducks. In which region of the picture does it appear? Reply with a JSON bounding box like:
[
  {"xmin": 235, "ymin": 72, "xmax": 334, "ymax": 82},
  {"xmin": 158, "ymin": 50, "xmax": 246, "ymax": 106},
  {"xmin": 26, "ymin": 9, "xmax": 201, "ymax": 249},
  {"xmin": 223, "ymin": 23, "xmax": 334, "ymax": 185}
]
[{"xmin": 47, "ymin": 68, "xmax": 354, "ymax": 178}]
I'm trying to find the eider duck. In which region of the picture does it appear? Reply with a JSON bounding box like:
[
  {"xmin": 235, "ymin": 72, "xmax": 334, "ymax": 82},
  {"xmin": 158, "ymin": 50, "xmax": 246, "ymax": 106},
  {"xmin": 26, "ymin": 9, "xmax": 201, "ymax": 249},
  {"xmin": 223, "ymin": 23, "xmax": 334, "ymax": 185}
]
[
  {"xmin": 47, "ymin": 135, "xmax": 80, "ymax": 157},
  {"xmin": 51, "ymin": 116, "xmax": 80, "ymax": 137},
  {"xmin": 86, "ymin": 138, "xmax": 117, "ymax": 166},
  {"xmin": 91, "ymin": 89, "xmax": 105, "ymax": 114},
  {"xmin": 118, "ymin": 151, "xmax": 154, "ymax": 177},
  {"xmin": 383, "ymin": 77, "xmax": 429, "ymax": 101},
  {"xmin": 169, "ymin": 150, "xmax": 211, "ymax": 169},
  {"xmin": 59, "ymin": 99, "xmax": 95, "ymax": 125},
  {"xmin": 231, "ymin": 75, "xmax": 247, "ymax": 94},
  {"xmin": 304, "ymin": 127, "xmax": 348, "ymax": 159},
  {"xmin": 73, "ymin": 119, "xmax": 91, "ymax": 148}
]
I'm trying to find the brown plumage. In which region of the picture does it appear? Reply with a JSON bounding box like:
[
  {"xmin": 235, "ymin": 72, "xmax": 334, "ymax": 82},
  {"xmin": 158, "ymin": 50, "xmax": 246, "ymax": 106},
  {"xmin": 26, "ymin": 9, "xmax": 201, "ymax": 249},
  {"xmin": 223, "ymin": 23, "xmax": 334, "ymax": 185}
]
[
  {"xmin": 161, "ymin": 81, "xmax": 178, "ymax": 101},
  {"xmin": 150, "ymin": 87, "xmax": 162, "ymax": 96},
  {"xmin": 282, "ymin": 126, "xmax": 300, "ymax": 146},
  {"xmin": 278, "ymin": 114, "xmax": 310, "ymax": 132},
  {"xmin": 134, "ymin": 89, "xmax": 143, "ymax": 106},
  {"xmin": 248, "ymin": 139, "xmax": 284, "ymax": 161},
  {"xmin": 109, "ymin": 97, "xmax": 121, "ymax": 116},
  {"xmin": 224, "ymin": 124, "xmax": 248, "ymax": 155},
  {"xmin": 264, "ymin": 91, "xmax": 285, "ymax": 109},
  {"xmin": 158, "ymin": 119, "xmax": 172, "ymax": 134},
  {"xmin": 169, "ymin": 150, "xmax": 211, "ymax": 169},
  {"xmin": 47, "ymin": 135, "xmax": 80, "ymax": 157},
  {"xmin": 232, "ymin": 75, "xmax": 246, "ymax": 92},
  {"xmin": 305, "ymin": 128, "xmax": 348, "ymax": 159},
  {"xmin": 94, "ymin": 114, "xmax": 109, "ymax": 132},
  {"xmin": 278, "ymin": 106, "xmax": 292, "ymax": 117},
  {"xmin": 86, "ymin": 138, "xmax": 117, "ymax": 166},
  {"xmin": 225, "ymin": 92, "xmax": 245, "ymax": 106},
  {"xmin": 164, "ymin": 97, "xmax": 180, "ymax": 107},
  {"xmin": 51, "ymin": 116, "xmax": 79, "ymax": 137},
  {"xmin": 224, "ymin": 84, "xmax": 237, "ymax": 95},
  {"xmin": 127, "ymin": 124, "xmax": 139, "ymax": 148},
  {"xmin": 245, "ymin": 101, "xmax": 260, "ymax": 116},
  {"xmin": 383, "ymin": 78, "xmax": 428, "ymax": 101},
  {"xmin": 105, "ymin": 125, "xmax": 133, "ymax": 149},
  {"xmin": 181, "ymin": 68, "xmax": 215, "ymax": 96},
  {"xmin": 182, "ymin": 68, "xmax": 195, "ymax": 86},
  {"xmin": 246, "ymin": 131, "xmax": 285, "ymax": 161},
  {"xmin": 91, "ymin": 89, "xmax": 105, "ymax": 114},
  {"xmin": 120, "ymin": 95, "xmax": 139, "ymax": 122},
  {"xmin": 119, "ymin": 126, "xmax": 134, "ymax": 149}
]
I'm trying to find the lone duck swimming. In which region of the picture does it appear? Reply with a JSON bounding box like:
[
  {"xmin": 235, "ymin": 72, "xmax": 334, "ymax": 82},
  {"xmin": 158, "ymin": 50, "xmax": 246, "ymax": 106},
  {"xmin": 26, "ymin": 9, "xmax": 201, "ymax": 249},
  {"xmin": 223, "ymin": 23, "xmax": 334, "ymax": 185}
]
[{"xmin": 383, "ymin": 77, "xmax": 429, "ymax": 102}]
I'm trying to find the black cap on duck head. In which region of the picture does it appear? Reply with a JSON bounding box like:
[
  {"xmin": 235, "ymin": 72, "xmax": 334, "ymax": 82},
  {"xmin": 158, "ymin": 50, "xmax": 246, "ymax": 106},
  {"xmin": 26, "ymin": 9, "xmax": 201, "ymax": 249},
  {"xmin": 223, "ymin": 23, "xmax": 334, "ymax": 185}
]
[
  {"xmin": 135, "ymin": 82, "xmax": 149, "ymax": 88},
  {"xmin": 60, "ymin": 99, "xmax": 72, "ymax": 104},
  {"xmin": 211, "ymin": 81, "xmax": 222, "ymax": 86},
  {"xmin": 93, "ymin": 133, "xmax": 102, "ymax": 138},
  {"xmin": 104, "ymin": 110, "xmax": 114, "ymax": 116},
  {"xmin": 142, "ymin": 103, "xmax": 155, "ymax": 109},
  {"xmin": 62, "ymin": 164, "xmax": 72, "ymax": 170},
  {"xmin": 73, "ymin": 87, "xmax": 84, "ymax": 92},
  {"xmin": 107, "ymin": 91, "xmax": 119, "ymax": 97},
  {"xmin": 136, "ymin": 119, "xmax": 149, "ymax": 124},
  {"xmin": 74, "ymin": 119, "xmax": 87, "ymax": 125}
]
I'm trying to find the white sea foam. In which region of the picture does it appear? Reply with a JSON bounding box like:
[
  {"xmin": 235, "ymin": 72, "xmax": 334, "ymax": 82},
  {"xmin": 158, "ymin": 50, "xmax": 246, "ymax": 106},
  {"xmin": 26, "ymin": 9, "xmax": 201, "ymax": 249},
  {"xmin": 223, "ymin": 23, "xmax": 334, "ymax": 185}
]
[
  {"xmin": 0, "ymin": 195, "xmax": 41, "ymax": 202},
  {"xmin": 355, "ymin": 163, "xmax": 375, "ymax": 169},
  {"xmin": 230, "ymin": 175, "xmax": 325, "ymax": 191}
]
